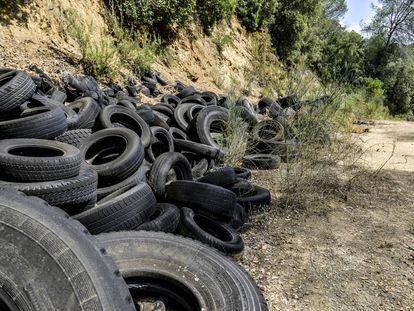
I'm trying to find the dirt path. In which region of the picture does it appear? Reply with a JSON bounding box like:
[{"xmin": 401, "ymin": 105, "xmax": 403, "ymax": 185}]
[{"xmin": 240, "ymin": 120, "xmax": 414, "ymax": 310}]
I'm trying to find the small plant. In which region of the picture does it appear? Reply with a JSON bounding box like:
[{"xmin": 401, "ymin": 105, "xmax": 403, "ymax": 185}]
[
  {"xmin": 197, "ymin": 0, "xmax": 237, "ymax": 32},
  {"xmin": 66, "ymin": 9, "xmax": 120, "ymax": 81},
  {"xmin": 212, "ymin": 32, "xmax": 233, "ymax": 56}
]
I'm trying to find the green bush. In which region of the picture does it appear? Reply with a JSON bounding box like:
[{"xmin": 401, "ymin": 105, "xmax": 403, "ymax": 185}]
[
  {"xmin": 197, "ymin": 0, "xmax": 237, "ymax": 32},
  {"xmin": 111, "ymin": 0, "xmax": 196, "ymax": 30},
  {"xmin": 236, "ymin": 0, "xmax": 277, "ymax": 32}
]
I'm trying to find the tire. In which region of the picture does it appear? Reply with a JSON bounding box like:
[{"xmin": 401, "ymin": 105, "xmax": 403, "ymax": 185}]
[
  {"xmin": 162, "ymin": 94, "xmax": 180, "ymax": 107},
  {"xmin": 195, "ymin": 106, "xmax": 229, "ymax": 149},
  {"xmin": 174, "ymin": 139, "xmax": 221, "ymax": 159},
  {"xmin": 66, "ymin": 97, "xmax": 100, "ymax": 129},
  {"xmin": 96, "ymin": 105, "xmax": 151, "ymax": 148},
  {"xmin": 166, "ymin": 180, "xmax": 236, "ymax": 218},
  {"xmin": 55, "ymin": 129, "xmax": 92, "ymax": 147},
  {"xmin": 81, "ymin": 128, "xmax": 144, "ymax": 187},
  {"xmin": 0, "ymin": 164, "xmax": 98, "ymax": 215},
  {"xmin": 146, "ymin": 126, "xmax": 174, "ymax": 163},
  {"xmin": 0, "ymin": 69, "xmax": 36, "ymax": 112},
  {"xmin": 258, "ymin": 97, "xmax": 274, "ymax": 112},
  {"xmin": 0, "ymin": 106, "xmax": 67, "ymax": 139},
  {"xmin": 200, "ymin": 91, "xmax": 218, "ymax": 106},
  {"xmin": 253, "ymin": 120, "xmax": 285, "ymax": 143},
  {"xmin": 186, "ymin": 103, "xmax": 206, "ymax": 122},
  {"xmin": 117, "ymin": 99, "xmax": 136, "ymax": 110},
  {"xmin": 148, "ymin": 152, "xmax": 193, "ymax": 199},
  {"xmin": 0, "ymin": 190, "xmax": 135, "ymax": 311},
  {"xmin": 0, "ymin": 139, "xmax": 82, "ymax": 182},
  {"xmin": 169, "ymin": 127, "xmax": 188, "ymax": 140},
  {"xmin": 198, "ymin": 167, "xmax": 237, "ymax": 187},
  {"xmin": 180, "ymin": 95, "xmax": 207, "ymax": 106},
  {"xmin": 135, "ymin": 203, "xmax": 180, "ymax": 233},
  {"xmin": 96, "ymin": 166, "xmax": 146, "ymax": 200},
  {"xmin": 136, "ymin": 106, "xmax": 156, "ymax": 124},
  {"xmin": 229, "ymin": 203, "xmax": 248, "ymax": 232},
  {"xmin": 173, "ymin": 103, "xmax": 194, "ymax": 131},
  {"xmin": 97, "ymin": 231, "xmax": 267, "ymax": 311},
  {"xmin": 152, "ymin": 103, "xmax": 174, "ymax": 117},
  {"xmin": 235, "ymin": 185, "xmax": 271, "ymax": 211},
  {"xmin": 233, "ymin": 167, "xmax": 251, "ymax": 180},
  {"xmin": 74, "ymin": 182, "xmax": 156, "ymax": 234},
  {"xmin": 242, "ymin": 154, "xmax": 281, "ymax": 170},
  {"xmin": 177, "ymin": 86, "xmax": 195, "ymax": 98},
  {"xmin": 180, "ymin": 207, "xmax": 244, "ymax": 254}
]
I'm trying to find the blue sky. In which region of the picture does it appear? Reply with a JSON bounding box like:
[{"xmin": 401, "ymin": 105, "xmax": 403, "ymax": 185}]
[{"xmin": 341, "ymin": 0, "xmax": 379, "ymax": 33}]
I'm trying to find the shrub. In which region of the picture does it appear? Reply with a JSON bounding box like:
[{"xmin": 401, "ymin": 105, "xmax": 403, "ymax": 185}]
[
  {"xmin": 111, "ymin": 0, "xmax": 196, "ymax": 30},
  {"xmin": 236, "ymin": 0, "xmax": 277, "ymax": 32},
  {"xmin": 197, "ymin": 0, "xmax": 237, "ymax": 32}
]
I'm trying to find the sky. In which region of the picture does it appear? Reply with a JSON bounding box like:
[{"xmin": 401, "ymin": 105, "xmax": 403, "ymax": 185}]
[{"xmin": 341, "ymin": 0, "xmax": 379, "ymax": 34}]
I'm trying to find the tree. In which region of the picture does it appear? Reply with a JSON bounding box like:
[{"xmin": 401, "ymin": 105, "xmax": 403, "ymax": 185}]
[
  {"xmin": 364, "ymin": 0, "xmax": 414, "ymax": 49},
  {"xmin": 323, "ymin": 0, "xmax": 347, "ymax": 19}
]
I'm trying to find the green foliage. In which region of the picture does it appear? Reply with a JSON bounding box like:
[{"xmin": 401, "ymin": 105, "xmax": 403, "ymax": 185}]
[
  {"xmin": 197, "ymin": 0, "xmax": 237, "ymax": 32},
  {"xmin": 310, "ymin": 20, "xmax": 364, "ymax": 84},
  {"xmin": 211, "ymin": 32, "xmax": 233, "ymax": 56},
  {"xmin": 323, "ymin": 0, "xmax": 347, "ymax": 19},
  {"xmin": 269, "ymin": 0, "xmax": 323, "ymax": 61},
  {"xmin": 111, "ymin": 0, "xmax": 196, "ymax": 30},
  {"xmin": 236, "ymin": 0, "xmax": 277, "ymax": 32}
]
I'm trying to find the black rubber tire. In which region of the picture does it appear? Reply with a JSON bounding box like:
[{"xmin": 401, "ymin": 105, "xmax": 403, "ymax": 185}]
[
  {"xmin": 253, "ymin": 120, "xmax": 285, "ymax": 143},
  {"xmin": 162, "ymin": 94, "xmax": 180, "ymax": 107},
  {"xmin": 235, "ymin": 185, "xmax": 271, "ymax": 211},
  {"xmin": 0, "ymin": 139, "xmax": 82, "ymax": 182},
  {"xmin": 173, "ymin": 103, "xmax": 194, "ymax": 131},
  {"xmin": 186, "ymin": 103, "xmax": 206, "ymax": 122},
  {"xmin": 180, "ymin": 207, "xmax": 244, "ymax": 254},
  {"xmin": 117, "ymin": 99, "xmax": 136, "ymax": 110},
  {"xmin": 0, "ymin": 106, "xmax": 67, "ymax": 139},
  {"xmin": 258, "ymin": 97, "xmax": 275, "ymax": 112},
  {"xmin": 66, "ymin": 97, "xmax": 100, "ymax": 129},
  {"xmin": 229, "ymin": 203, "xmax": 248, "ymax": 232},
  {"xmin": 55, "ymin": 129, "xmax": 92, "ymax": 147},
  {"xmin": 148, "ymin": 152, "xmax": 193, "ymax": 199},
  {"xmin": 135, "ymin": 203, "xmax": 180, "ymax": 233},
  {"xmin": 74, "ymin": 183, "xmax": 156, "ymax": 234},
  {"xmin": 195, "ymin": 106, "xmax": 229, "ymax": 149},
  {"xmin": 0, "ymin": 69, "xmax": 36, "ymax": 112},
  {"xmin": 166, "ymin": 180, "xmax": 236, "ymax": 218},
  {"xmin": 81, "ymin": 128, "xmax": 145, "ymax": 187},
  {"xmin": 0, "ymin": 163, "xmax": 98, "ymax": 214},
  {"xmin": 177, "ymin": 86, "xmax": 196, "ymax": 98},
  {"xmin": 152, "ymin": 103, "xmax": 174, "ymax": 117},
  {"xmin": 151, "ymin": 112, "xmax": 170, "ymax": 130},
  {"xmin": 98, "ymin": 231, "xmax": 267, "ymax": 311},
  {"xmin": 169, "ymin": 127, "xmax": 188, "ymax": 140},
  {"xmin": 242, "ymin": 154, "xmax": 281, "ymax": 170},
  {"xmin": 96, "ymin": 105, "xmax": 151, "ymax": 148},
  {"xmin": 146, "ymin": 126, "xmax": 174, "ymax": 163},
  {"xmin": 174, "ymin": 139, "xmax": 221, "ymax": 159},
  {"xmin": 198, "ymin": 167, "xmax": 237, "ymax": 187},
  {"xmin": 200, "ymin": 91, "xmax": 218, "ymax": 106},
  {"xmin": 233, "ymin": 167, "xmax": 251, "ymax": 180},
  {"xmin": 136, "ymin": 105, "xmax": 156, "ymax": 123},
  {"xmin": 0, "ymin": 189, "xmax": 135, "ymax": 311},
  {"xmin": 96, "ymin": 166, "xmax": 146, "ymax": 200},
  {"xmin": 180, "ymin": 95, "xmax": 207, "ymax": 106}
]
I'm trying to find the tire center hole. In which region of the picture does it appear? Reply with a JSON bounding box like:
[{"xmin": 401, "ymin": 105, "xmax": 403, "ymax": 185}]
[{"xmin": 9, "ymin": 146, "xmax": 64, "ymax": 157}]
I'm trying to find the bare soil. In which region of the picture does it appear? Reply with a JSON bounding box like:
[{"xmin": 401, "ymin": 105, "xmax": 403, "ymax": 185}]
[{"xmin": 240, "ymin": 121, "xmax": 414, "ymax": 310}]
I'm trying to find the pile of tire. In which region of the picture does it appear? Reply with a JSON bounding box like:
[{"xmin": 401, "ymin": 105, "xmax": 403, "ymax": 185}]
[{"xmin": 0, "ymin": 68, "xmax": 288, "ymax": 310}]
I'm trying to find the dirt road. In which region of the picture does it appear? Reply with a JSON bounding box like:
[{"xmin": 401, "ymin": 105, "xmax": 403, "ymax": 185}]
[{"xmin": 240, "ymin": 120, "xmax": 414, "ymax": 310}]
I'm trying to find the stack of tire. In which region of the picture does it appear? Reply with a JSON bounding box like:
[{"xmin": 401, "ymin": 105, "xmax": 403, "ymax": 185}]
[{"xmin": 0, "ymin": 68, "xmax": 276, "ymax": 310}]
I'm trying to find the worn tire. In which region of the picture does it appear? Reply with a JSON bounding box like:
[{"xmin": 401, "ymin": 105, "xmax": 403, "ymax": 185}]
[
  {"xmin": 174, "ymin": 139, "xmax": 221, "ymax": 159},
  {"xmin": 0, "ymin": 139, "xmax": 82, "ymax": 182},
  {"xmin": 166, "ymin": 180, "xmax": 236, "ymax": 218},
  {"xmin": 0, "ymin": 189, "xmax": 135, "ymax": 311},
  {"xmin": 0, "ymin": 69, "xmax": 36, "ymax": 112},
  {"xmin": 98, "ymin": 231, "xmax": 267, "ymax": 311},
  {"xmin": 74, "ymin": 183, "xmax": 156, "ymax": 234},
  {"xmin": 195, "ymin": 106, "xmax": 228, "ymax": 149},
  {"xmin": 242, "ymin": 154, "xmax": 281, "ymax": 170},
  {"xmin": 198, "ymin": 167, "xmax": 237, "ymax": 187},
  {"xmin": 180, "ymin": 207, "xmax": 244, "ymax": 254},
  {"xmin": 81, "ymin": 128, "xmax": 144, "ymax": 187},
  {"xmin": 55, "ymin": 129, "xmax": 92, "ymax": 147},
  {"xmin": 145, "ymin": 126, "xmax": 174, "ymax": 163},
  {"xmin": 0, "ymin": 106, "xmax": 67, "ymax": 139},
  {"xmin": 135, "ymin": 203, "xmax": 180, "ymax": 233},
  {"xmin": 235, "ymin": 185, "xmax": 271, "ymax": 211},
  {"xmin": 0, "ymin": 164, "xmax": 98, "ymax": 214},
  {"xmin": 148, "ymin": 152, "xmax": 193, "ymax": 199},
  {"xmin": 66, "ymin": 97, "xmax": 100, "ymax": 129},
  {"xmin": 96, "ymin": 105, "xmax": 151, "ymax": 148}
]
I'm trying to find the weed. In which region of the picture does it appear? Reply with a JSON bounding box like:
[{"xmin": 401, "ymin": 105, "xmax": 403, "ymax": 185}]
[{"xmin": 212, "ymin": 32, "xmax": 233, "ymax": 56}]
